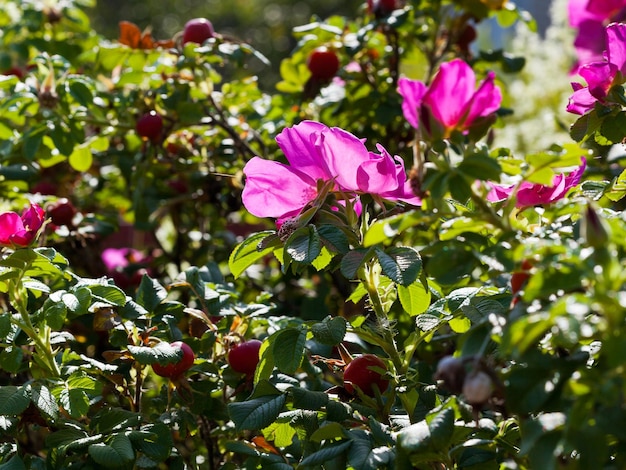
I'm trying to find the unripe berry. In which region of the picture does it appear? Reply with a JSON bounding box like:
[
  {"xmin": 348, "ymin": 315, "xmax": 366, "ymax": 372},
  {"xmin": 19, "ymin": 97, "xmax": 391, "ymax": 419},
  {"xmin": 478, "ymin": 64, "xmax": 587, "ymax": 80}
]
[
  {"xmin": 152, "ymin": 341, "xmax": 195, "ymax": 379},
  {"xmin": 343, "ymin": 354, "xmax": 389, "ymax": 397},
  {"xmin": 462, "ymin": 370, "xmax": 493, "ymax": 406},
  {"xmin": 434, "ymin": 355, "xmax": 466, "ymax": 394},
  {"xmin": 228, "ymin": 339, "xmax": 262, "ymax": 375}
]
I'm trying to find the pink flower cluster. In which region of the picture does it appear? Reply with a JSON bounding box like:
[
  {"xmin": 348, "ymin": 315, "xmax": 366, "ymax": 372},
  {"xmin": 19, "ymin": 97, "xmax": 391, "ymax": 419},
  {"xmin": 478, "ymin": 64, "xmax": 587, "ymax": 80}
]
[
  {"xmin": 241, "ymin": 121, "xmax": 421, "ymax": 220},
  {"xmin": 569, "ymin": 0, "xmax": 626, "ymax": 71},
  {"xmin": 0, "ymin": 204, "xmax": 45, "ymax": 248},
  {"xmin": 398, "ymin": 59, "xmax": 502, "ymax": 139},
  {"xmin": 487, "ymin": 158, "xmax": 587, "ymax": 208},
  {"xmin": 568, "ymin": 22, "xmax": 626, "ymax": 114}
]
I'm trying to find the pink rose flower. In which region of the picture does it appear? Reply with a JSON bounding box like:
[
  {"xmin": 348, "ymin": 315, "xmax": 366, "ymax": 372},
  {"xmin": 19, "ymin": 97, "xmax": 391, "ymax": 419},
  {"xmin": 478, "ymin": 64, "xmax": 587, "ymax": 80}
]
[
  {"xmin": 0, "ymin": 203, "xmax": 45, "ymax": 247},
  {"xmin": 568, "ymin": 0, "xmax": 626, "ymax": 71},
  {"xmin": 487, "ymin": 158, "xmax": 586, "ymax": 208},
  {"xmin": 568, "ymin": 22, "xmax": 626, "ymax": 114},
  {"xmin": 241, "ymin": 121, "xmax": 421, "ymax": 220},
  {"xmin": 398, "ymin": 59, "xmax": 502, "ymax": 138}
]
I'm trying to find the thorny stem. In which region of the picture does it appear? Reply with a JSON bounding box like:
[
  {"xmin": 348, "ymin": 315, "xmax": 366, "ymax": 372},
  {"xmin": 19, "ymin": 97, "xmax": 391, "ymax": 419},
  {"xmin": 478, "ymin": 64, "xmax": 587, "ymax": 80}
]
[
  {"xmin": 9, "ymin": 276, "xmax": 61, "ymax": 377},
  {"xmin": 360, "ymin": 263, "xmax": 416, "ymax": 421}
]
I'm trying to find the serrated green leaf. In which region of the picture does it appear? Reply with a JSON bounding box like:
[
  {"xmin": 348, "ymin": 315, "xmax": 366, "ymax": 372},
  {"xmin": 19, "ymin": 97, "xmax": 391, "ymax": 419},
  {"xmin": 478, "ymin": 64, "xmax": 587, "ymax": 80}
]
[
  {"xmin": 429, "ymin": 408, "xmax": 454, "ymax": 451},
  {"xmin": 229, "ymin": 231, "xmax": 277, "ymax": 278},
  {"xmin": 60, "ymin": 388, "xmax": 90, "ymax": 419},
  {"xmin": 375, "ymin": 247, "xmax": 422, "ymax": 286},
  {"xmin": 262, "ymin": 421, "xmax": 297, "ymax": 448},
  {"xmin": 398, "ymin": 278, "xmax": 431, "ymax": 316},
  {"xmin": 228, "ymin": 394, "xmax": 287, "ymax": 431},
  {"xmin": 272, "ymin": 327, "xmax": 307, "ymax": 375},
  {"xmin": 0, "ymin": 347, "xmax": 23, "ymax": 374},
  {"xmin": 45, "ymin": 427, "xmax": 89, "ymax": 449},
  {"xmin": 0, "ymin": 385, "xmax": 31, "ymax": 416},
  {"xmin": 299, "ymin": 440, "xmax": 352, "ymax": 467},
  {"xmin": 284, "ymin": 225, "xmax": 321, "ymax": 266},
  {"xmin": 317, "ymin": 224, "xmax": 350, "ymax": 254},
  {"xmin": 311, "ymin": 316, "xmax": 347, "ymax": 345},
  {"xmin": 137, "ymin": 423, "xmax": 173, "ymax": 462},
  {"xmin": 88, "ymin": 434, "xmax": 134, "ymax": 467},
  {"xmin": 127, "ymin": 342, "xmax": 183, "ymax": 365},
  {"xmin": 290, "ymin": 387, "xmax": 329, "ymax": 411},
  {"xmin": 136, "ymin": 275, "xmax": 167, "ymax": 312},
  {"xmin": 91, "ymin": 408, "xmax": 142, "ymax": 434},
  {"xmin": 340, "ymin": 249, "xmax": 372, "ymax": 279},
  {"xmin": 89, "ymin": 284, "xmax": 126, "ymax": 307},
  {"xmin": 31, "ymin": 385, "xmax": 58, "ymax": 421}
]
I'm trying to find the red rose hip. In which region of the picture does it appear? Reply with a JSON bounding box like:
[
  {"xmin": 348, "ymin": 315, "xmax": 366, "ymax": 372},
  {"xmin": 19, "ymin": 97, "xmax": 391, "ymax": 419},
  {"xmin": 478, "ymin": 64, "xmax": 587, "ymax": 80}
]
[
  {"xmin": 152, "ymin": 341, "xmax": 195, "ymax": 378},
  {"xmin": 136, "ymin": 111, "xmax": 163, "ymax": 141},
  {"xmin": 228, "ymin": 339, "xmax": 262, "ymax": 375},
  {"xmin": 183, "ymin": 18, "xmax": 215, "ymax": 45},
  {"xmin": 306, "ymin": 47, "xmax": 340, "ymax": 82},
  {"xmin": 48, "ymin": 198, "xmax": 77, "ymax": 226},
  {"xmin": 343, "ymin": 354, "xmax": 389, "ymax": 396}
]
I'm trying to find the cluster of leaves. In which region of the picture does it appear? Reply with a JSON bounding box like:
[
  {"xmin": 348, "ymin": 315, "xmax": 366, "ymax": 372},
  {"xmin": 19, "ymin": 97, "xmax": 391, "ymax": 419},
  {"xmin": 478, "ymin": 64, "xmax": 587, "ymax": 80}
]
[{"xmin": 3, "ymin": 0, "xmax": 626, "ymax": 469}]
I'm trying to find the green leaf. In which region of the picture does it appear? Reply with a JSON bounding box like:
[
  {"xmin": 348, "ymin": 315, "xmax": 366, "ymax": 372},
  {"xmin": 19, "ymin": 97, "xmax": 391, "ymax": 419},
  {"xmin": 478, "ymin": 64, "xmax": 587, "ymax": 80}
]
[
  {"xmin": 428, "ymin": 408, "xmax": 454, "ymax": 452},
  {"xmin": 458, "ymin": 153, "xmax": 501, "ymax": 181},
  {"xmin": 0, "ymin": 456, "xmax": 26, "ymax": 470},
  {"xmin": 570, "ymin": 109, "xmax": 602, "ymax": 142},
  {"xmin": 31, "ymin": 384, "xmax": 59, "ymax": 421},
  {"xmin": 137, "ymin": 423, "xmax": 173, "ymax": 462},
  {"xmin": 45, "ymin": 427, "xmax": 89, "ymax": 449},
  {"xmin": 229, "ymin": 231, "xmax": 277, "ymax": 278},
  {"xmin": 88, "ymin": 434, "xmax": 135, "ymax": 468},
  {"xmin": 310, "ymin": 422, "xmax": 348, "ymax": 442},
  {"xmin": 68, "ymin": 145, "xmax": 92, "ymax": 171},
  {"xmin": 88, "ymin": 283, "xmax": 127, "ymax": 307},
  {"xmin": 0, "ymin": 385, "xmax": 31, "ymax": 416},
  {"xmin": 299, "ymin": 440, "xmax": 352, "ymax": 467},
  {"xmin": 0, "ymin": 347, "xmax": 23, "ymax": 374},
  {"xmin": 228, "ymin": 393, "xmax": 287, "ymax": 431},
  {"xmin": 398, "ymin": 278, "xmax": 431, "ymax": 316},
  {"xmin": 290, "ymin": 387, "xmax": 329, "ymax": 411},
  {"xmin": 600, "ymin": 111, "xmax": 626, "ymax": 144},
  {"xmin": 59, "ymin": 388, "xmax": 90, "ymax": 419},
  {"xmin": 136, "ymin": 276, "xmax": 167, "ymax": 312},
  {"xmin": 375, "ymin": 247, "xmax": 422, "ymax": 286},
  {"xmin": 127, "ymin": 342, "xmax": 183, "ymax": 365},
  {"xmin": 284, "ymin": 225, "xmax": 321, "ymax": 266},
  {"xmin": 91, "ymin": 408, "xmax": 142, "ymax": 434},
  {"xmin": 340, "ymin": 248, "xmax": 372, "ymax": 279},
  {"xmin": 317, "ymin": 224, "xmax": 350, "ymax": 254},
  {"xmin": 272, "ymin": 327, "xmax": 307, "ymax": 375},
  {"xmin": 311, "ymin": 316, "xmax": 347, "ymax": 345},
  {"xmin": 363, "ymin": 211, "xmax": 422, "ymax": 247},
  {"xmin": 68, "ymin": 77, "xmax": 94, "ymax": 106}
]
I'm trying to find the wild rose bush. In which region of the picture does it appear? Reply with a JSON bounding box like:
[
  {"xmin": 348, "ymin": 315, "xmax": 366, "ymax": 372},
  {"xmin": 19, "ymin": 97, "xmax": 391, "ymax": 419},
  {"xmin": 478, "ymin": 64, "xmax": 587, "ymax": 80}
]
[{"xmin": 3, "ymin": 0, "xmax": 626, "ymax": 469}]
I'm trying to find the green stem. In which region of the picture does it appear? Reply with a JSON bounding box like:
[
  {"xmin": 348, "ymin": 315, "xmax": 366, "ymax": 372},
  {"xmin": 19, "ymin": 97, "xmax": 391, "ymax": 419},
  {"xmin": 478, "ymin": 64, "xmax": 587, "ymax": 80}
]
[
  {"xmin": 9, "ymin": 275, "xmax": 61, "ymax": 377},
  {"xmin": 360, "ymin": 263, "xmax": 416, "ymax": 420},
  {"xmin": 469, "ymin": 184, "xmax": 509, "ymax": 232}
]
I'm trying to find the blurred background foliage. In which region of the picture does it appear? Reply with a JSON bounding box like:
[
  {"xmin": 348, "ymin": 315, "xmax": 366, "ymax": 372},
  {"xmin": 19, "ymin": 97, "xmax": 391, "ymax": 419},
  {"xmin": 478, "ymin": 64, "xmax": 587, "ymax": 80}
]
[
  {"xmin": 91, "ymin": 0, "xmax": 550, "ymax": 90},
  {"xmin": 92, "ymin": 0, "xmax": 362, "ymax": 88}
]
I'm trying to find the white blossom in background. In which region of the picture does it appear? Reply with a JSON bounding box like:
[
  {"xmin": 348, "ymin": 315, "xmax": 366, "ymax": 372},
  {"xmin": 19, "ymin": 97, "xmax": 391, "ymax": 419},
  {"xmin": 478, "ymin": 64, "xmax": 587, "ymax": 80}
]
[{"xmin": 492, "ymin": 0, "xmax": 577, "ymax": 153}]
